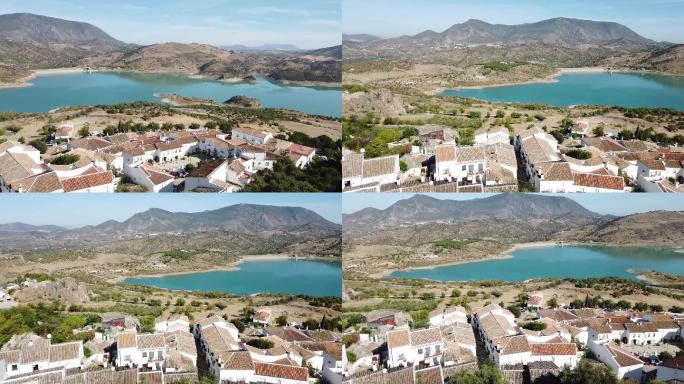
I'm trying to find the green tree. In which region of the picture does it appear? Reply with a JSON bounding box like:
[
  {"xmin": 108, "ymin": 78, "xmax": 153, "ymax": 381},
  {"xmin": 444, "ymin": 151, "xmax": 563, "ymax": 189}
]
[
  {"xmin": 560, "ymin": 360, "xmax": 619, "ymax": 384},
  {"xmin": 592, "ymin": 126, "xmax": 605, "ymax": 137},
  {"xmin": 78, "ymin": 125, "xmax": 90, "ymax": 138},
  {"xmin": 275, "ymin": 314, "xmax": 288, "ymax": 326},
  {"xmin": 449, "ymin": 363, "xmax": 506, "ymax": 384},
  {"xmin": 547, "ymin": 297, "xmax": 559, "ymax": 308}
]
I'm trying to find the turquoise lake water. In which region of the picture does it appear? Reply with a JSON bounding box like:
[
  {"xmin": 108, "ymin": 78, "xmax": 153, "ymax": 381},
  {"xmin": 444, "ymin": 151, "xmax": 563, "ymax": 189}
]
[
  {"xmin": 122, "ymin": 259, "xmax": 342, "ymax": 297},
  {"xmin": 0, "ymin": 72, "xmax": 341, "ymax": 117},
  {"xmin": 387, "ymin": 246, "xmax": 684, "ymax": 282},
  {"xmin": 443, "ymin": 72, "xmax": 684, "ymax": 111}
]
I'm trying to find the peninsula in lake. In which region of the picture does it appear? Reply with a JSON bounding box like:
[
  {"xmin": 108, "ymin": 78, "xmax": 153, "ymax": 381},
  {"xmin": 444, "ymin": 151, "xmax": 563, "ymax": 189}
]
[
  {"xmin": 0, "ymin": 8, "xmax": 343, "ymax": 192},
  {"xmin": 0, "ymin": 194, "xmax": 344, "ymax": 383},
  {"xmin": 342, "ymin": 192, "xmax": 684, "ymax": 382},
  {"xmin": 342, "ymin": 2, "xmax": 684, "ymax": 193}
]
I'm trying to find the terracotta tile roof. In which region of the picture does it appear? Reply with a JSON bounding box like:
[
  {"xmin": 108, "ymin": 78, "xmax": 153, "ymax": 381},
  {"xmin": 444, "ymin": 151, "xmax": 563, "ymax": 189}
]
[
  {"xmin": 342, "ymin": 152, "xmax": 363, "ymax": 179},
  {"xmin": 479, "ymin": 314, "xmax": 516, "ymax": 339},
  {"xmin": 165, "ymin": 330, "xmax": 196, "ymax": 357},
  {"xmin": 254, "ymin": 362, "xmax": 308, "ymax": 381},
  {"xmin": 156, "ymin": 141, "xmax": 183, "ymax": 151},
  {"xmin": 651, "ymin": 321, "xmax": 679, "ymax": 330},
  {"xmin": 664, "ymin": 159, "xmax": 683, "ymax": 169},
  {"xmin": 387, "ymin": 329, "xmax": 410, "ymax": 349},
  {"xmin": 487, "ymin": 143, "xmax": 517, "ymax": 168},
  {"xmin": 363, "ymin": 155, "xmax": 399, "ymax": 178},
  {"xmin": 69, "ymin": 136, "xmax": 113, "ymax": 151},
  {"xmin": 624, "ymin": 323, "xmax": 659, "ymax": 333},
  {"xmin": 530, "ymin": 343, "xmax": 577, "ymax": 356},
  {"xmin": 345, "ymin": 367, "xmax": 415, "ymax": 384},
  {"xmin": 455, "ymin": 146, "xmax": 486, "ymax": 163},
  {"xmin": 288, "ymin": 143, "xmax": 316, "ymax": 156},
  {"xmin": 202, "ymin": 324, "xmax": 239, "ymax": 353},
  {"xmin": 435, "ymin": 144, "xmax": 456, "ymax": 163},
  {"xmin": 537, "ymin": 162, "xmax": 573, "ymax": 181},
  {"xmin": 196, "ymin": 315, "xmax": 225, "ymax": 328},
  {"xmin": 49, "ymin": 341, "xmax": 81, "ymax": 362},
  {"xmin": 117, "ymin": 331, "xmax": 137, "ymax": 349},
  {"xmin": 665, "ymin": 152, "xmax": 684, "ymax": 161},
  {"xmin": 106, "ymin": 133, "xmax": 131, "ymax": 145},
  {"xmin": 187, "ymin": 159, "xmax": 226, "ymax": 178},
  {"xmin": 522, "ymin": 137, "xmax": 558, "ymax": 165},
  {"xmin": 497, "ymin": 335, "xmax": 530, "ymax": 355},
  {"xmin": 519, "ymin": 127, "xmax": 545, "ymax": 139},
  {"xmin": 219, "ymin": 350, "xmax": 254, "ymax": 370},
  {"xmin": 538, "ymin": 309, "xmax": 578, "ymax": 322},
  {"xmin": 410, "ymin": 328, "xmax": 443, "ymax": 347},
  {"xmin": 0, "ymin": 152, "xmax": 34, "ymax": 184},
  {"xmin": 13, "ymin": 171, "xmax": 63, "ymax": 192},
  {"xmin": 299, "ymin": 342, "xmax": 343, "ymax": 361},
  {"xmin": 204, "ymin": 137, "xmax": 236, "ymax": 151},
  {"xmin": 415, "ymin": 366, "xmax": 443, "ymax": 384},
  {"xmin": 140, "ymin": 165, "xmax": 174, "ymax": 186},
  {"xmin": 582, "ymin": 137, "xmax": 627, "ymax": 152},
  {"xmin": 61, "ymin": 170, "xmax": 113, "ymax": 192},
  {"xmin": 606, "ymin": 343, "xmax": 643, "ymax": 367},
  {"xmin": 573, "ymin": 172, "xmax": 624, "ymax": 190},
  {"xmin": 265, "ymin": 327, "xmax": 313, "ymax": 343},
  {"xmin": 640, "ymin": 159, "xmax": 665, "ymax": 170},
  {"xmin": 0, "ymin": 350, "xmax": 21, "ymax": 364},
  {"xmin": 137, "ymin": 333, "xmax": 166, "ymax": 350},
  {"xmin": 528, "ymin": 361, "xmax": 560, "ymax": 370}
]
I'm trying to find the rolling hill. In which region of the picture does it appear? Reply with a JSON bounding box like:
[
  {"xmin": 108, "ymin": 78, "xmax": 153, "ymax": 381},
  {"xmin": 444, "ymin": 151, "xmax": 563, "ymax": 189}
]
[
  {"xmin": 0, "ymin": 13, "xmax": 127, "ymax": 49},
  {"xmin": 0, "ymin": 204, "xmax": 341, "ymax": 255},
  {"xmin": 343, "ymin": 194, "xmax": 605, "ymax": 235}
]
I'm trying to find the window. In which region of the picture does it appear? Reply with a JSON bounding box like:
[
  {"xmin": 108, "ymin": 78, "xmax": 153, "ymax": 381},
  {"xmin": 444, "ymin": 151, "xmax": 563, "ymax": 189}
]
[
  {"xmin": 435, "ymin": 345, "xmax": 441, "ymax": 354},
  {"xmin": 417, "ymin": 348, "xmax": 423, "ymax": 354},
  {"xmin": 158, "ymin": 350, "xmax": 163, "ymax": 359},
  {"xmin": 142, "ymin": 352, "xmax": 147, "ymax": 358},
  {"xmin": 11, "ymin": 364, "xmax": 17, "ymax": 371}
]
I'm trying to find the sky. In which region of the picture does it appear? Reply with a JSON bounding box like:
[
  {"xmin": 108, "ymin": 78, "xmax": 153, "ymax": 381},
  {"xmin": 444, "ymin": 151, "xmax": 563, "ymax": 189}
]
[
  {"xmin": 0, "ymin": 0, "xmax": 341, "ymax": 49},
  {"xmin": 343, "ymin": 0, "xmax": 684, "ymax": 43},
  {"xmin": 342, "ymin": 193, "xmax": 684, "ymax": 217},
  {"xmin": 0, "ymin": 193, "xmax": 341, "ymax": 228}
]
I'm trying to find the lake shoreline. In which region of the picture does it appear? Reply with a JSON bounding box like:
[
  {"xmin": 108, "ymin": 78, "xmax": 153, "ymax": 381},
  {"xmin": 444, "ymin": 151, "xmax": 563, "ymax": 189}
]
[
  {"xmin": 0, "ymin": 67, "xmax": 341, "ymax": 90},
  {"xmin": 376, "ymin": 240, "xmax": 571, "ymax": 279},
  {"xmin": 433, "ymin": 66, "xmax": 682, "ymax": 95},
  {"xmin": 378, "ymin": 241, "xmax": 683, "ymax": 281},
  {"xmin": 112, "ymin": 254, "xmax": 339, "ymax": 284}
]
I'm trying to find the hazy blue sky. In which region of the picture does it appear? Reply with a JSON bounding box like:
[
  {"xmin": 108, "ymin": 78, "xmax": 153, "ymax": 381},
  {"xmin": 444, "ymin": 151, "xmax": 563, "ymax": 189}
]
[
  {"xmin": 0, "ymin": 0, "xmax": 341, "ymax": 48},
  {"xmin": 343, "ymin": 0, "xmax": 684, "ymax": 43},
  {"xmin": 0, "ymin": 194, "xmax": 341, "ymax": 227},
  {"xmin": 342, "ymin": 193, "xmax": 684, "ymax": 216}
]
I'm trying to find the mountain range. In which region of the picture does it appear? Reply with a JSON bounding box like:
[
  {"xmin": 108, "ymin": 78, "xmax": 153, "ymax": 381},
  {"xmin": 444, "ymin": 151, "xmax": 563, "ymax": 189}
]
[
  {"xmin": 343, "ymin": 194, "xmax": 684, "ymax": 247},
  {"xmin": 342, "ymin": 18, "xmax": 680, "ymax": 71},
  {"xmin": 220, "ymin": 44, "xmax": 300, "ymax": 52},
  {"xmin": 0, "ymin": 13, "xmax": 341, "ymax": 83},
  {"xmin": 0, "ymin": 204, "xmax": 341, "ymax": 253},
  {"xmin": 0, "ymin": 13, "xmax": 127, "ymax": 50},
  {"xmin": 344, "ymin": 194, "xmax": 604, "ymax": 234}
]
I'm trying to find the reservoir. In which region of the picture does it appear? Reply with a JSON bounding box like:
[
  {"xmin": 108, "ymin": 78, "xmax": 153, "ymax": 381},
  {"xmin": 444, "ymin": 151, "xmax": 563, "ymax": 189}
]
[
  {"xmin": 387, "ymin": 246, "xmax": 684, "ymax": 282},
  {"xmin": 0, "ymin": 72, "xmax": 342, "ymax": 117},
  {"xmin": 443, "ymin": 72, "xmax": 684, "ymax": 111},
  {"xmin": 122, "ymin": 259, "xmax": 342, "ymax": 297}
]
